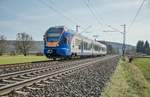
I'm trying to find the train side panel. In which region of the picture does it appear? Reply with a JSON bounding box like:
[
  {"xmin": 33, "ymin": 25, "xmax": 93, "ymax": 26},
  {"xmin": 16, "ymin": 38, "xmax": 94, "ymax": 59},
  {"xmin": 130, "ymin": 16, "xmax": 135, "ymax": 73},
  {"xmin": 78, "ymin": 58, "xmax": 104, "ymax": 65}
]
[
  {"xmin": 70, "ymin": 35, "xmax": 82, "ymax": 56},
  {"xmin": 70, "ymin": 34, "xmax": 93, "ymax": 56}
]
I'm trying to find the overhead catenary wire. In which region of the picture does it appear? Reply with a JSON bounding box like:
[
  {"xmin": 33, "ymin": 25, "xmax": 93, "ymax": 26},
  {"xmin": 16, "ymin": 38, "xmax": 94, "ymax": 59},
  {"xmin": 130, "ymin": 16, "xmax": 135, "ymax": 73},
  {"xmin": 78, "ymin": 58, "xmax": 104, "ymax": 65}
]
[
  {"xmin": 86, "ymin": 1, "xmax": 108, "ymax": 25},
  {"xmin": 83, "ymin": 0, "xmax": 120, "ymax": 33},
  {"xmin": 37, "ymin": 0, "xmax": 78, "ymax": 25},
  {"xmin": 83, "ymin": 0, "xmax": 103, "ymax": 27},
  {"xmin": 127, "ymin": 0, "xmax": 146, "ymax": 33},
  {"xmin": 49, "ymin": 0, "xmax": 91, "ymax": 31},
  {"xmin": 48, "ymin": 0, "xmax": 81, "ymax": 23},
  {"xmin": 38, "ymin": 0, "xmax": 89, "ymax": 31}
]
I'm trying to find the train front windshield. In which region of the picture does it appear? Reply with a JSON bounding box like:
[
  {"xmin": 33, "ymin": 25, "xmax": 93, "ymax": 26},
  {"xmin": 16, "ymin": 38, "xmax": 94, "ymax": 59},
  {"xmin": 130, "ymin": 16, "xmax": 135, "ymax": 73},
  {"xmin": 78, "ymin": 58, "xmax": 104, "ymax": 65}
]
[{"xmin": 46, "ymin": 28, "xmax": 63, "ymax": 42}]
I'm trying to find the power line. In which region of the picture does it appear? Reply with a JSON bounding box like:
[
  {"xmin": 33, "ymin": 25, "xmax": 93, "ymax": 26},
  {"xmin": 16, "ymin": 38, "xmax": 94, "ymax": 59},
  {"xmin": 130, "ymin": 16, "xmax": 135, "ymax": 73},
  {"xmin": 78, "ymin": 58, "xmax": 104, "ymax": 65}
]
[
  {"xmin": 103, "ymin": 24, "xmax": 127, "ymax": 56},
  {"xmin": 48, "ymin": 0, "xmax": 80, "ymax": 22},
  {"xmin": 87, "ymin": 0, "xmax": 106, "ymax": 24},
  {"xmin": 128, "ymin": 0, "xmax": 146, "ymax": 32},
  {"xmin": 83, "ymin": 0, "xmax": 119, "ymax": 32},
  {"xmin": 37, "ymin": 0, "xmax": 78, "ymax": 25},
  {"xmin": 38, "ymin": 0, "xmax": 90, "ymax": 31},
  {"xmin": 47, "ymin": 0, "xmax": 87, "ymax": 30},
  {"xmin": 83, "ymin": 0, "xmax": 103, "ymax": 26}
]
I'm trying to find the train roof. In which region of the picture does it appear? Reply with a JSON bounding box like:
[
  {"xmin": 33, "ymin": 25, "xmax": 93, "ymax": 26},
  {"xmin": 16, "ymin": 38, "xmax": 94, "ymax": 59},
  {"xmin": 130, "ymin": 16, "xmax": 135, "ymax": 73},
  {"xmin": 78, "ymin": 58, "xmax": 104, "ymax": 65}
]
[{"xmin": 46, "ymin": 26, "xmax": 106, "ymax": 47}]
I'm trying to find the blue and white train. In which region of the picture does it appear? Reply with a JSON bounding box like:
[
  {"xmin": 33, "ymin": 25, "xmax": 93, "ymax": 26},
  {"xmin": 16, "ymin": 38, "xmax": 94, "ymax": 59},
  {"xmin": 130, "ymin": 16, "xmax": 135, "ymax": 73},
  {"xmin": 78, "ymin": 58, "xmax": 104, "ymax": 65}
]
[{"xmin": 44, "ymin": 26, "xmax": 107, "ymax": 60}]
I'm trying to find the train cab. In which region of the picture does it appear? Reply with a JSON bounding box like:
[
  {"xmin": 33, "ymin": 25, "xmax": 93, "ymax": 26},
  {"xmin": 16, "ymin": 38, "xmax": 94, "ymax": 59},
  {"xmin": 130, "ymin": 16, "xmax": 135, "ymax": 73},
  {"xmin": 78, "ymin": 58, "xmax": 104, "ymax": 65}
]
[{"xmin": 44, "ymin": 26, "xmax": 72, "ymax": 59}]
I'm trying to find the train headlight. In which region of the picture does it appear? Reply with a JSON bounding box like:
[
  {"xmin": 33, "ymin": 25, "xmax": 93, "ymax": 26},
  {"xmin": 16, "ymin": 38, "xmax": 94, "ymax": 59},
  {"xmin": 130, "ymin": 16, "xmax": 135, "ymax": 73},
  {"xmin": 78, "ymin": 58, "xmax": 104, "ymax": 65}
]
[
  {"xmin": 48, "ymin": 49, "xmax": 53, "ymax": 54},
  {"xmin": 56, "ymin": 44, "xmax": 59, "ymax": 46}
]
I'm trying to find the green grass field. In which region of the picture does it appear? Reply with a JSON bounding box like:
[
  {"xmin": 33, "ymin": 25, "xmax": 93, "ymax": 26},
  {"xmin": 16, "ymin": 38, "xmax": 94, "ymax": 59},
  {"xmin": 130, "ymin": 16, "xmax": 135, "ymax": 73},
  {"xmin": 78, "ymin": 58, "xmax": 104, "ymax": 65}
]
[
  {"xmin": 133, "ymin": 58, "xmax": 150, "ymax": 82},
  {"xmin": 0, "ymin": 55, "xmax": 49, "ymax": 65},
  {"xmin": 101, "ymin": 59, "xmax": 150, "ymax": 97}
]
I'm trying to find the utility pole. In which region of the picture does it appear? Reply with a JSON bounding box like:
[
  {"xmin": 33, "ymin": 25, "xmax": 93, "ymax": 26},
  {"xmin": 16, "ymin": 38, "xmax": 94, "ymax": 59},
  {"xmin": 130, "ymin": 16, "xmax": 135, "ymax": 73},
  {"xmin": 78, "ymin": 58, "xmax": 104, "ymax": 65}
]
[
  {"xmin": 76, "ymin": 25, "xmax": 80, "ymax": 33},
  {"xmin": 121, "ymin": 24, "xmax": 126, "ymax": 57},
  {"xmin": 93, "ymin": 35, "xmax": 99, "ymax": 41},
  {"xmin": 103, "ymin": 24, "xmax": 127, "ymax": 56}
]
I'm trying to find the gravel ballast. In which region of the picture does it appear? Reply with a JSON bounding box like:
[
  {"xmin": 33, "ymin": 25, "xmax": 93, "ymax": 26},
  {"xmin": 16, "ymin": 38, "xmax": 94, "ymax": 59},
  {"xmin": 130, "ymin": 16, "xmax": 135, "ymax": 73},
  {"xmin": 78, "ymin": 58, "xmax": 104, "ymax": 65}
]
[{"xmin": 9, "ymin": 57, "xmax": 119, "ymax": 97}]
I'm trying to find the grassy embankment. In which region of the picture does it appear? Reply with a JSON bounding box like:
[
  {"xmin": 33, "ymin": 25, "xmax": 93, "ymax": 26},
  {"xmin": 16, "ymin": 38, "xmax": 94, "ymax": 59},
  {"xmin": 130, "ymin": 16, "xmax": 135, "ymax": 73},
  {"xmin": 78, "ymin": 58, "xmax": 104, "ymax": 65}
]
[
  {"xmin": 0, "ymin": 55, "xmax": 48, "ymax": 65},
  {"xmin": 101, "ymin": 58, "xmax": 150, "ymax": 97},
  {"xmin": 133, "ymin": 58, "xmax": 150, "ymax": 82}
]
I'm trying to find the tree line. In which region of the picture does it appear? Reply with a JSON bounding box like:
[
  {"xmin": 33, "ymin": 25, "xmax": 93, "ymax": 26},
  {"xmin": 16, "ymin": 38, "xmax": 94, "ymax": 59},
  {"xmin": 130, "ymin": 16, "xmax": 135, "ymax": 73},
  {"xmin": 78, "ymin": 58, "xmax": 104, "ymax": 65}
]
[
  {"xmin": 136, "ymin": 40, "xmax": 150, "ymax": 55},
  {"xmin": 0, "ymin": 32, "xmax": 33, "ymax": 56}
]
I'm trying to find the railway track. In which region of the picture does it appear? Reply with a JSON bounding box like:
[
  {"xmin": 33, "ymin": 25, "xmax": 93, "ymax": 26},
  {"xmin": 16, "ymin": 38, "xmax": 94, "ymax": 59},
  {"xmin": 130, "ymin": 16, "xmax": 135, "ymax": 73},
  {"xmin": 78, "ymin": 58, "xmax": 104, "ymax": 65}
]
[
  {"xmin": 0, "ymin": 57, "xmax": 101, "ymax": 75},
  {"xmin": 0, "ymin": 57, "xmax": 101, "ymax": 85},
  {"xmin": 0, "ymin": 55, "xmax": 119, "ymax": 96},
  {"xmin": 0, "ymin": 60, "xmax": 57, "ymax": 74}
]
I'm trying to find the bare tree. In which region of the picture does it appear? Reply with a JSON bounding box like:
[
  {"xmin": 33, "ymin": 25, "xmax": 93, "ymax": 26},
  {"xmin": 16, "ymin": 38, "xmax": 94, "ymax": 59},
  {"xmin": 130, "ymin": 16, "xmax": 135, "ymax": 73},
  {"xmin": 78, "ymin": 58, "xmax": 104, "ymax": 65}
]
[
  {"xmin": 16, "ymin": 32, "xmax": 33, "ymax": 56},
  {"xmin": 0, "ymin": 34, "xmax": 7, "ymax": 56}
]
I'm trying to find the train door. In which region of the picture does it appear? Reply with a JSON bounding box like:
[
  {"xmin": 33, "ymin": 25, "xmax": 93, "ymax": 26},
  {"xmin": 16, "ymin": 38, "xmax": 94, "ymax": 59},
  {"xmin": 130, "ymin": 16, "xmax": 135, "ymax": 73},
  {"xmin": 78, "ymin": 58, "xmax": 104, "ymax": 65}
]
[
  {"xmin": 92, "ymin": 40, "xmax": 94, "ymax": 56},
  {"xmin": 81, "ymin": 39, "xmax": 84, "ymax": 55}
]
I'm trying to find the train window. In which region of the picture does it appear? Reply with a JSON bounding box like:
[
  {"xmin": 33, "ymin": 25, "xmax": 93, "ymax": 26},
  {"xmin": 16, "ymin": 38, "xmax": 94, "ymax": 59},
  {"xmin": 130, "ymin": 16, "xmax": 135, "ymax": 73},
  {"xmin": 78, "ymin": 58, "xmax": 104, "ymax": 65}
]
[
  {"xmin": 75, "ymin": 39, "xmax": 81, "ymax": 45},
  {"xmin": 79, "ymin": 45, "xmax": 81, "ymax": 49},
  {"xmin": 100, "ymin": 47, "xmax": 102, "ymax": 51},
  {"xmin": 64, "ymin": 37, "xmax": 67, "ymax": 44},
  {"xmin": 47, "ymin": 33, "xmax": 60, "ymax": 37},
  {"xmin": 62, "ymin": 37, "xmax": 68, "ymax": 44},
  {"xmin": 75, "ymin": 39, "xmax": 81, "ymax": 49},
  {"xmin": 80, "ymin": 41, "xmax": 92, "ymax": 50},
  {"xmin": 80, "ymin": 42, "xmax": 83, "ymax": 49},
  {"xmin": 83, "ymin": 42, "xmax": 85, "ymax": 49},
  {"xmin": 90, "ymin": 44, "xmax": 92, "ymax": 49},
  {"xmin": 85, "ymin": 42, "xmax": 88, "ymax": 50},
  {"xmin": 94, "ymin": 45, "xmax": 100, "ymax": 51},
  {"xmin": 48, "ymin": 28, "xmax": 63, "ymax": 34},
  {"xmin": 83, "ymin": 42, "xmax": 88, "ymax": 50},
  {"xmin": 62, "ymin": 35, "xmax": 71, "ymax": 45},
  {"xmin": 102, "ymin": 48, "xmax": 106, "ymax": 52},
  {"xmin": 86, "ymin": 43, "xmax": 91, "ymax": 50},
  {"xmin": 103, "ymin": 48, "xmax": 105, "ymax": 52}
]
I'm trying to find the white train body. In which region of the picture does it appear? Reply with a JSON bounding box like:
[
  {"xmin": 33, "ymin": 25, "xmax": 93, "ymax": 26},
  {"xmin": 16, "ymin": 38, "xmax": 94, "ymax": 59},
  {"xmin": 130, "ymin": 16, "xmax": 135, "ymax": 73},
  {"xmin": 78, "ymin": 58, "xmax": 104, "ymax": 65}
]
[{"xmin": 70, "ymin": 33, "xmax": 107, "ymax": 56}]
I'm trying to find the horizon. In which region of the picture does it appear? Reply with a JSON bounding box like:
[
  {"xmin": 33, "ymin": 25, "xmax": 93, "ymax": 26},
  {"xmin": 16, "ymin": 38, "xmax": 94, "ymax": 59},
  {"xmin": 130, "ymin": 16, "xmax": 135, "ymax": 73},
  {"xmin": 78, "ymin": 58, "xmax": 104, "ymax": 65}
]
[
  {"xmin": 6, "ymin": 39, "xmax": 136, "ymax": 46},
  {"xmin": 0, "ymin": 0, "xmax": 150, "ymax": 45}
]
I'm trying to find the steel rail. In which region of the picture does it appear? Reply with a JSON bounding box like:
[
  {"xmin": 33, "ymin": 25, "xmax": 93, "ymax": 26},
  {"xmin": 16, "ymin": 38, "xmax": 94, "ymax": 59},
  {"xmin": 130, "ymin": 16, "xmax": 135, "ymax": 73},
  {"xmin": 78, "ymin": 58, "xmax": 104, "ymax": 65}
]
[{"xmin": 0, "ymin": 55, "xmax": 118, "ymax": 96}]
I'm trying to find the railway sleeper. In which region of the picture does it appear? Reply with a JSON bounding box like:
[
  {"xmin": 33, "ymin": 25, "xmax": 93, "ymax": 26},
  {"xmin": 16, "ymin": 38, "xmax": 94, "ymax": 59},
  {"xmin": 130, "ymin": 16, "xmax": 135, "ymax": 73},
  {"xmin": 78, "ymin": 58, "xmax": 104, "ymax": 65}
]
[
  {"xmin": 9, "ymin": 90, "xmax": 30, "ymax": 97},
  {"xmin": 0, "ymin": 79, "xmax": 8, "ymax": 83},
  {"xmin": 0, "ymin": 83, "xmax": 6, "ymax": 87},
  {"xmin": 34, "ymin": 71, "xmax": 40, "ymax": 74},
  {"xmin": 17, "ymin": 75, "xmax": 30, "ymax": 79},
  {"xmin": 29, "ymin": 72, "xmax": 37, "ymax": 75},
  {"xmin": 2, "ymin": 79, "xmax": 16, "ymax": 84},
  {"xmin": 40, "ymin": 70, "xmax": 45, "ymax": 73},
  {"xmin": 23, "ymin": 74, "xmax": 34, "ymax": 77},
  {"xmin": 31, "ymin": 83, "xmax": 45, "ymax": 88},
  {"xmin": 39, "ymin": 80, "xmax": 51, "ymax": 84},
  {"xmin": 46, "ymin": 77, "xmax": 60, "ymax": 82},
  {"xmin": 10, "ymin": 77, "xmax": 24, "ymax": 81},
  {"xmin": 25, "ymin": 86, "xmax": 41, "ymax": 91}
]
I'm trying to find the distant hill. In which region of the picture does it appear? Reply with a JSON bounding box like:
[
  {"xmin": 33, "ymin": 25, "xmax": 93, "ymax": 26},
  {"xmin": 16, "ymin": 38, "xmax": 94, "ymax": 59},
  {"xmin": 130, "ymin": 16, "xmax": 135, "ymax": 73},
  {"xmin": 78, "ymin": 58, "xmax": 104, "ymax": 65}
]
[
  {"xmin": 99, "ymin": 40, "xmax": 135, "ymax": 54},
  {"xmin": 6, "ymin": 40, "xmax": 135, "ymax": 55}
]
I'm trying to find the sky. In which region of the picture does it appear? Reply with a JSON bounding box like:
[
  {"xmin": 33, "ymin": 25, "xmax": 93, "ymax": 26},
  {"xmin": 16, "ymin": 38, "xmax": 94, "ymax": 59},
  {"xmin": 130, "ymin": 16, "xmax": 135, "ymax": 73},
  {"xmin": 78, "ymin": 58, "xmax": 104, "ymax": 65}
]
[{"xmin": 0, "ymin": 0, "xmax": 150, "ymax": 45}]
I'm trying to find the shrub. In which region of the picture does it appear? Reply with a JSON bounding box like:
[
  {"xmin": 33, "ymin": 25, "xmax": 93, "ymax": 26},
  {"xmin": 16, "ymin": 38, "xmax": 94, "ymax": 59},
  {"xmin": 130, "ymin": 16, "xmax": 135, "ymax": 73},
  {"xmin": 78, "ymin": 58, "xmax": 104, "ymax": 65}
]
[{"xmin": 36, "ymin": 52, "xmax": 43, "ymax": 56}]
